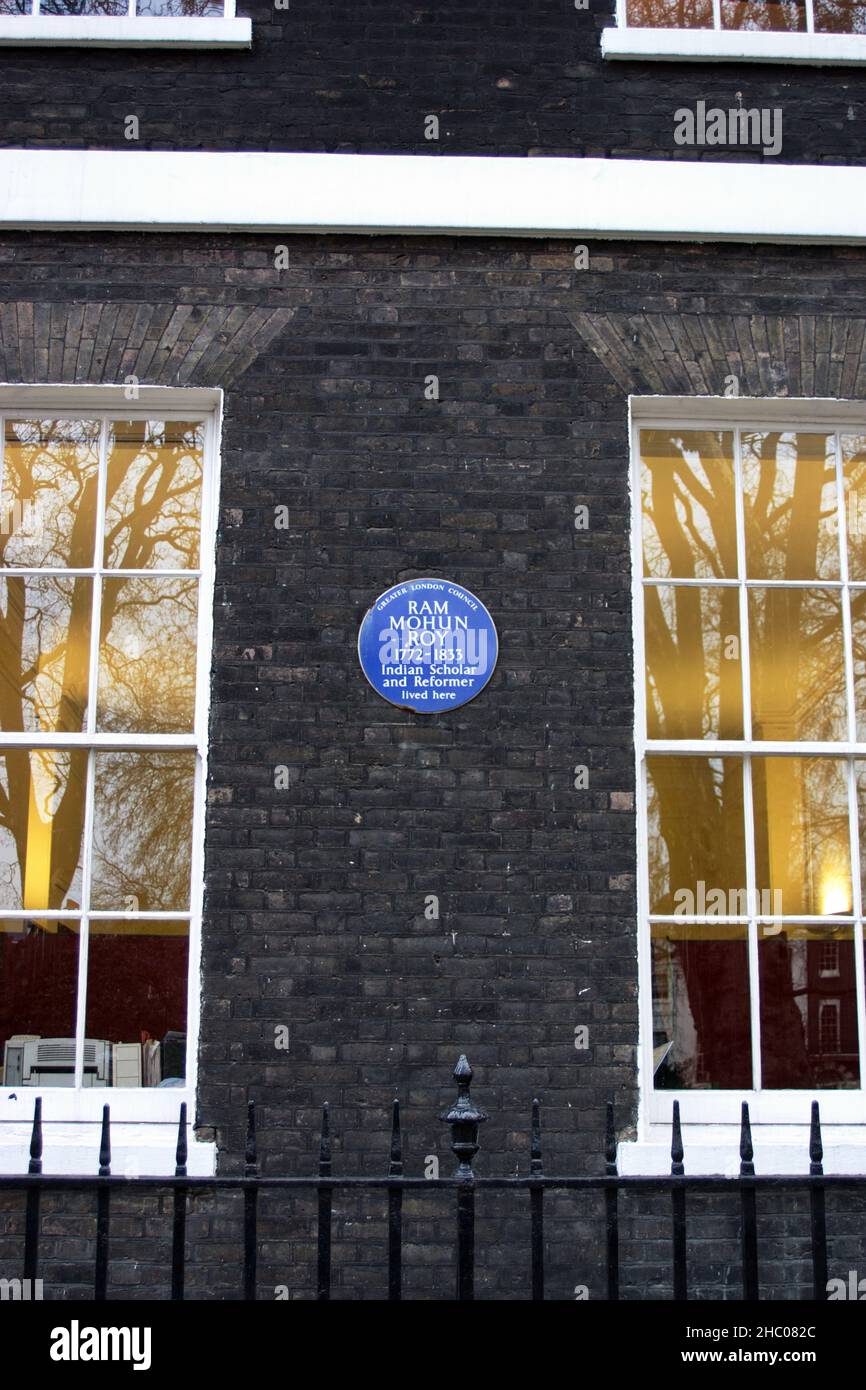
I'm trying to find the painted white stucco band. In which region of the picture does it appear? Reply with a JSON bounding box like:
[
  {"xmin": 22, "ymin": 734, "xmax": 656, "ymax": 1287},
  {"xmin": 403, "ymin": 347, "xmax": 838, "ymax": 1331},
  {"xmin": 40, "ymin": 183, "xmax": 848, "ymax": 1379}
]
[{"xmin": 0, "ymin": 150, "xmax": 865, "ymax": 244}]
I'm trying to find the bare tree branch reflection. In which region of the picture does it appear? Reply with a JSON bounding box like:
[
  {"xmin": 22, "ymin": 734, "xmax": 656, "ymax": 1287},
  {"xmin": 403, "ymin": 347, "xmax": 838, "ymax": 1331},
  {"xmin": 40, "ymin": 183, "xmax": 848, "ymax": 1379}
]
[
  {"xmin": 91, "ymin": 750, "xmax": 194, "ymax": 911},
  {"xmin": 644, "ymin": 428, "xmax": 857, "ymax": 1088},
  {"xmin": 0, "ymin": 419, "xmax": 202, "ymax": 913}
]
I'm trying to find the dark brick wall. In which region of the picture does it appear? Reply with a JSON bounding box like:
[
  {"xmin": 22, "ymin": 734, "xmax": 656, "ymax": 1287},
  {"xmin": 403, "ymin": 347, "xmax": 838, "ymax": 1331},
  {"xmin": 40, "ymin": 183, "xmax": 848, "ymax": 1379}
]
[
  {"xmin": 200, "ymin": 230, "xmax": 640, "ymax": 1295},
  {"xmin": 1, "ymin": 231, "xmax": 866, "ymax": 1297},
  {"xmin": 1, "ymin": 0, "xmax": 866, "ymax": 163}
]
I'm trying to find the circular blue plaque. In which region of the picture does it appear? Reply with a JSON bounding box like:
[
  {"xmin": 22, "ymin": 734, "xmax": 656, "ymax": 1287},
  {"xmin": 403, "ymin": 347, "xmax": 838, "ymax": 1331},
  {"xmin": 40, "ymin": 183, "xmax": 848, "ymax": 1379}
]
[{"xmin": 357, "ymin": 578, "xmax": 498, "ymax": 714}]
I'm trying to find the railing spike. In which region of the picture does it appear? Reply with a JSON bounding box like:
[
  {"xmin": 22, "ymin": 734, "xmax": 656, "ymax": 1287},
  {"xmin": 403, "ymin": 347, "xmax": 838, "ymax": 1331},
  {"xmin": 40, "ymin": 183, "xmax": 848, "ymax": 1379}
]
[
  {"xmin": 389, "ymin": 1100, "xmax": 402, "ymax": 1176},
  {"xmin": 808, "ymin": 1100, "xmax": 827, "ymax": 1300},
  {"xmin": 245, "ymin": 1100, "xmax": 258, "ymax": 1177},
  {"xmin": 529, "ymin": 1097, "xmax": 544, "ymax": 1301},
  {"xmin": 453, "ymin": 1054, "xmax": 472, "ymax": 1083},
  {"xmin": 739, "ymin": 1101, "xmax": 754, "ymax": 1177},
  {"xmin": 530, "ymin": 1098, "xmax": 543, "ymax": 1176},
  {"xmin": 670, "ymin": 1101, "xmax": 687, "ymax": 1299},
  {"xmin": 171, "ymin": 1102, "xmax": 188, "ymax": 1300},
  {"xmin": 319, "ymin": 1102, "xmax": 332, "ymax": 1178},
  {"xmin": 739, "ymin": 1102, "xmax": 759, "ymax": 1299},
  {"xmin": 809, "ymin": 1100, "xmax": 824, "ymax": 1176},
  {"xmin": 95, "ymin": 1109, "xmax": 112, "ymax": 1299},
  {"xmin": 242, "ymin": 1100, "xmax": 259, "ymax": 1301},
  {"xmin": 605, "ymin": 1100, "xmax": 618, "ymax": 1176},
  {"xmin": 604, "ymin": 1100, "xmax": 620, "ymax": 1301},
  {"xmin": 175, "ymin": 1102, "xmax": 188, "ymax": 1178},
  {"xmin": 98, "ymin": 1104, "xmax": 111, "ymax": 1177},
  {"xmin": 317, "ymin": 1102, "xmax": 333, "ymax": 1300},
  {"xmin": 28, "ymin": 1096, "xmax": 43, "ymax": 1176},
  {"xmin": 670, "ymin": 1100, "xmax": 684, "ymax": 1176},
  {"xmin": 387, "ymin": 1097, "xmax": 403, "ymax": 1300}
]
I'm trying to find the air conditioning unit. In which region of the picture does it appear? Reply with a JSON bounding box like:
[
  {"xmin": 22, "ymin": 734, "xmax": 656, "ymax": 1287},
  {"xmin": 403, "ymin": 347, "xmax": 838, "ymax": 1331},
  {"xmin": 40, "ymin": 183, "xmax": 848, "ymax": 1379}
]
[
  {"xmin": 2, "ymin": 1035, "xmax": 38, "ymax": 1087},
  {"xmin": 3, "ymin": 1037, "xmax": 112, "ymax": 1087}
]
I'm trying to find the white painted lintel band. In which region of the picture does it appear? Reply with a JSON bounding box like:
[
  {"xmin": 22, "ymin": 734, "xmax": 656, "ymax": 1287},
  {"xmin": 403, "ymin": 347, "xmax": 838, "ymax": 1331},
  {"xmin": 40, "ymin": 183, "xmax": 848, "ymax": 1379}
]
[{"xmin": 1, "ymin": 150, "xmax": 865, "ymax": 244}]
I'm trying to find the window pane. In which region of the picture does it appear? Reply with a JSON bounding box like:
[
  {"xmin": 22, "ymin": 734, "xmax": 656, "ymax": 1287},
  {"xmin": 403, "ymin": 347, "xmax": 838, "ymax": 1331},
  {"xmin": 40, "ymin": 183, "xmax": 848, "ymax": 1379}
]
[
  {"xmin": 1, "ymin": 918, "xmax": 80, "ymax": 1086},
  {"xmin": 84, "ymin": 919, "xmax": 189, "ymax": 1087},
  {"xmin": 748, "ymin": 588, "xmax": 846, "ymax": 742},
  {"xmin": 842, "ymin": 433, "xmax": 866, "ymax": 579},
  {"xmin": 1, "ymin": 419, "xmax": 100, "ymax": 570},
  {"xmin": 0, "ymin": 576, "xmax": 91, "ymax": 734},
  {"xmin": 652, "ymin": 922, "xmax": 752, "ymax": 1089},
  {"xmin": 753, "ymin": 757, "xmax": 851, "ymax": 918},
  {"xmin": 137, "ymin": 0, "xmax": 223, "ymax": 12},
  {"xmin": 720, "ymin": 0, "xmax": 806, "ymax": 28},
  {"xmin": 104, "ymin": 420, "xmax": 204, "ymax": 571},
  {"xmin": 40, "ymin": 0, "xmax": 127, "ymax": 12},
  {"xmin": 759, "ymin": 923, "xmax": 859, "ymax": 1088},
  {"xmin": 625, "ymin": 0, "xmax": 713, "ymax": 25},
  {"xmin": 0, "ymin": 0, "xmax": 32, "ymax": 11},
  {"xmin": 814, "ymin": 0, "xmax": 866, "ymax": 30},
  {"xmin": 90, "ymin": 751, "xmax": 195, "ymax": 912},
  {"xmin": 645, "ymin": 584, "xmax": 742, "ymax": 739},
  {"xmin": 640, "ymin": 429, "xmax": 737, "ymax": 579},
  {"xmin": 854, "ymin": 762, "xmax": 866, "ymax": 888},
  {"xmin": 97, "ymin": 577, "xmax": 198, "ymax": 733},
  {"xmin": 742, "ymin": 431, "xmax": 838, "ymax": 580},
  {"xmin": 0, "ymin": 751, "xmax": 86, "ymax": 912},
  {"xmin": 647, "ymin": 756, "xmax": 746, "ymax": 914},
  {"xmin": 849, "ymin": 591, "xmax": 866, "ymax": 741}
]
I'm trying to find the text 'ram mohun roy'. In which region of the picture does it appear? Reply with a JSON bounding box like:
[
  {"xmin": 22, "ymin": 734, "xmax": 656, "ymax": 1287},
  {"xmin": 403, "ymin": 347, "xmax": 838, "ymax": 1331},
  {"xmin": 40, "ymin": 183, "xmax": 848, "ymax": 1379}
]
[{"xmin": 378, "ymin": 598, "xmax": 488, "ymax": 671}]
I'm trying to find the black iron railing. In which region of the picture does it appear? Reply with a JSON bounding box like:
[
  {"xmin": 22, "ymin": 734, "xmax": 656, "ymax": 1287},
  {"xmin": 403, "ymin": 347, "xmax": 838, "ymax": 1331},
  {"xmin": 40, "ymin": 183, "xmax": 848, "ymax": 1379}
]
[{"xmin": 1, "ymin": 1055, "xmax": 861, "ymax": 1300}]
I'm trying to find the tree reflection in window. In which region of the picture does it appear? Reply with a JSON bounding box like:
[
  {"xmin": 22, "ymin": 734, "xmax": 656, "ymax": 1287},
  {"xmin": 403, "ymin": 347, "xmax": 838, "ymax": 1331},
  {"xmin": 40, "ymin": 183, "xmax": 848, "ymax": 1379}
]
[
  {"xmin": 720, "ymin": 0, "xmax": 806, "ymax": 31},
  {"xmin": 0, "ymin": 750, "xmax": 86, "ymax": 912},
  {"xmin": 814, "ymin": 0, "xmax": 866, "ymax": 29},
  {"xmin": 0, "ymin": 415, "xmax": 205, "ymax": 1086},
  {"xmin": 137, "ymin": 0, "xmax": 224, "ymax": 14},
  {"xmin": 0, "ymin": 0, "xmax": 226, "ymax": 14},
  {"xmin": 625, "ymin": 0, "xmax": 865, "ymax": 27},
  {"xmin": 641, "ymin": 425, "xmax": 864, "ymax": 1091},
  {"xmin": 90, "ymin": 751, "xmax": 195, "ymax": 912},
  {"xmin": 39, "ymin": 1, "xmax": 128, "ymax": 14},
  {"xmin": 625, "ymin": 0, "xmax": 713, "ymax": 26}
]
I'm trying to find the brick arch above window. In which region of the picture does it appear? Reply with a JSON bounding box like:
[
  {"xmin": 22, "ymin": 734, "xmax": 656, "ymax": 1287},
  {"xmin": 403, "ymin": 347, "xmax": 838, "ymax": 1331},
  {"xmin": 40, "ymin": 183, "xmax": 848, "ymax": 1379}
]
[
  {"xmin": 568, "ymin": 311, "xmax": 866, "ymax": 401},
  {"xmin": 0, "ymin": 301, "xmax": 295, "ymax": 388}
]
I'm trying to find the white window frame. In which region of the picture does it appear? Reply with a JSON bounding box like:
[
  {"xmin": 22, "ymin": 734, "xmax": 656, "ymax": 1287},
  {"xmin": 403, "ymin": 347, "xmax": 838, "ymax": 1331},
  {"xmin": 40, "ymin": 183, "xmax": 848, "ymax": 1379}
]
[
  {"xmin": 0, "ymin": 384, "xmax": 221, "ymax": 1131},
  {"xmin": 0, "ymin": 0, "xmax": 250, "ymax": 48},
  {"xmin": 630, "ymin": 395, "xmax": 866, "ymax": 1157},
  {"xmin": 603, "ymin": 0, "xmax": 866, "ymax": 64}
]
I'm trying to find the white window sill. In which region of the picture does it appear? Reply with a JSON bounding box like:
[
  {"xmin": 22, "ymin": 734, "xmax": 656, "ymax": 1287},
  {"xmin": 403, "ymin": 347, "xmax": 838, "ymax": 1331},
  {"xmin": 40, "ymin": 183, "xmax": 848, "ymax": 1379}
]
[
  {"xmin": 0, "ymin": 15, "xmax": 251, "ymax": 48},
  {"xmin": 0, "ymin": 1122, "xmax": 216, "ymax": 1175},
  {"xmin": 620, "ymin": 1126, "xmax": 866, "ymax": 1175},
  {"xmin": 602, "ymin": 25, "xmax": 866, "ymax": 66}
]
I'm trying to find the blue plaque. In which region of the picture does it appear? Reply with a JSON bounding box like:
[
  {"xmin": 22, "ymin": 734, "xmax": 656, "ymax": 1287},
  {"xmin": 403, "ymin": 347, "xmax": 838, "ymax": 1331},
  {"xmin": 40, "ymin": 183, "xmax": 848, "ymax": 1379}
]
[{"xmin": 357, "ymin": 578, "xmax": 498, "ymax": 714}]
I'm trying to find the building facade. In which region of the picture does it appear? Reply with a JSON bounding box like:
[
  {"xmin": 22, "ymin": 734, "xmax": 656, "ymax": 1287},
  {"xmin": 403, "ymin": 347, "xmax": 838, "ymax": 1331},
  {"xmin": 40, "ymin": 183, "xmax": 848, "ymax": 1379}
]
[{"xmin": 2, "ymin": 0, "xmax": 866, "ymax": 1300}]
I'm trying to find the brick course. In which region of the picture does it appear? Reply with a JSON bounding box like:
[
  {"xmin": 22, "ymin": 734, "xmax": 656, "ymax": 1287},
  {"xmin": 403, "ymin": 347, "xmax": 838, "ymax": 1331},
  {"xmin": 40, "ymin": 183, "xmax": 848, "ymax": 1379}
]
[{"xmin": 0, "ymin": 0, "xmax": 865, "ymax": 163}]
